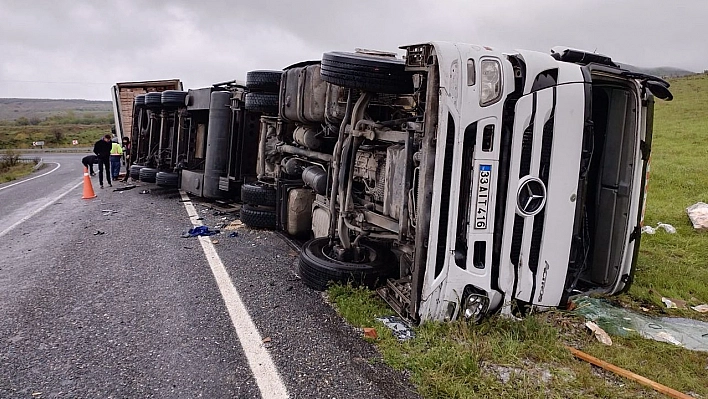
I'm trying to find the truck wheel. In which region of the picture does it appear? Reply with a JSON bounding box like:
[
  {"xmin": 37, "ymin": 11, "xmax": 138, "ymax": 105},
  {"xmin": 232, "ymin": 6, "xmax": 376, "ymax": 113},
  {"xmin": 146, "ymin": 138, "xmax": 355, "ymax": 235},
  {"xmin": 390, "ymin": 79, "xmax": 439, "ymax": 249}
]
[
  {"xmin": 161, "ymin": 90, "xmax": 187, "ymax": 107},
  {"xmin": 156, "ymin": 171, "xmax": 179, "ymax": 187},
  {"xmin": 246, "ymin": 70, "xmax": 282, "ymax": 92},
  {"xmin": 240, "ymin": 204, "xmax": 276, "ymax": 229},
  {"xmin": 129, "ymin": 165, "xmax": 145, "ymax": 181},
  {"xmin": 244, "ymin": 92, "xmax": 279, "ymax": 115},
  {"xmin": 298, "ymin": 237, "xmax": 393, "ymax": 291},
  {"xmin": 139, "ymin": 167, "xmax": 158, "ymax": 183},
  {"xmin": 241, "ymin": 182, "xmax": 276, "ymax": 206},
  {"xmin": 144, "ymin": 92, "xmax": 163, "ymax": 109},
  {"xmin": 320, "ymin": 51, "xmax": 413, "ymax": 94}
]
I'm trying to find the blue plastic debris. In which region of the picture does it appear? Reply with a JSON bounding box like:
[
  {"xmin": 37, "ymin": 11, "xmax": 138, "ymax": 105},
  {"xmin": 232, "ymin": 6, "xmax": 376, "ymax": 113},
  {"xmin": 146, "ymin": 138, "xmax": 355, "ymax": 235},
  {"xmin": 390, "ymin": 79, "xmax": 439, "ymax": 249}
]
[
  {"xmin": 228, "ymin": 232, "xmax": 238, "ymax": 238},
  {"xmin": 182, "ymin": 226, "xmax": 220, "ymax": 237}
]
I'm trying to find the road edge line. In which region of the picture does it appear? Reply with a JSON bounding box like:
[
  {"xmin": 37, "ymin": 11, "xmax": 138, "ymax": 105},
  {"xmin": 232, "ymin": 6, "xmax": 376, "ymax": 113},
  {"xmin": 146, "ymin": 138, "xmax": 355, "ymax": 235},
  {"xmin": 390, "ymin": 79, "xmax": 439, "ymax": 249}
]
[{"xmin": 179, "ymin": 190, "xmax": 290, "ymax": 398}]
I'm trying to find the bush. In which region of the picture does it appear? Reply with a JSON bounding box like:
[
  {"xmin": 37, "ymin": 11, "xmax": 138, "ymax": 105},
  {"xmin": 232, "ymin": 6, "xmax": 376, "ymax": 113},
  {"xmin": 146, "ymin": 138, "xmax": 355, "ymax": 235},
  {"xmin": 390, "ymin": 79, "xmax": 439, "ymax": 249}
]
[
  {"xmin": 0, "ymin": 150, "xmax": 21, "ymax": 169},
  {"xmin": 51, "ymin": 127, "xmax": 64, "ymax": 143}
]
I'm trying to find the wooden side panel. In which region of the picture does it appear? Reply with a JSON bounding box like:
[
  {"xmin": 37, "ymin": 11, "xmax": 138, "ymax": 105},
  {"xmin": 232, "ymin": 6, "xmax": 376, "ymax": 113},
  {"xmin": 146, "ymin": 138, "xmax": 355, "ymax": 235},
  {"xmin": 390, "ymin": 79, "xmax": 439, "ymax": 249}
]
[{"xmin": 115, "ymin": 80, "xmax": 181, "ymax": 139}]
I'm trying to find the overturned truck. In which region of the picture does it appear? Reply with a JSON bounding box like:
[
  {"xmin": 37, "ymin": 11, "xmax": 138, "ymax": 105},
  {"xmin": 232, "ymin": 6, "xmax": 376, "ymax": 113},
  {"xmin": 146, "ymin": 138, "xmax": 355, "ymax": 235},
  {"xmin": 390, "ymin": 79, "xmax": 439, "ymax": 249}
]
[
  {"xmin": 118, "ymin": 80, "xmax": 265, "ymax": 196},
  {"xmin": 243, "ymin": 42, "xmax": 672, "ymax": 323}
]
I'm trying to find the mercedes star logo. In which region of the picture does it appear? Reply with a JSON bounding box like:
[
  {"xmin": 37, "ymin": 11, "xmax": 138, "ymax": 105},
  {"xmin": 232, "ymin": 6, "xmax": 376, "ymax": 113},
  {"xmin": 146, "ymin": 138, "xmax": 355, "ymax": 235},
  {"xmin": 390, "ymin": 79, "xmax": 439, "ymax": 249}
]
[{"xmin": 516, "ymin": 176, "xmax": 547, "ymax": 217}]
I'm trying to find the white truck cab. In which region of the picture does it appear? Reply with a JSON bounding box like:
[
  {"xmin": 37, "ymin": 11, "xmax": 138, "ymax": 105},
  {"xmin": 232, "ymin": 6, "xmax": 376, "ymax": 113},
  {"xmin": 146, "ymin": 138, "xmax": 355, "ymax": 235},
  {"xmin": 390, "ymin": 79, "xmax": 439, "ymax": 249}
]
[{"xmin": 244, "ymin": 41, "xmax": 672, "ymax": 323}]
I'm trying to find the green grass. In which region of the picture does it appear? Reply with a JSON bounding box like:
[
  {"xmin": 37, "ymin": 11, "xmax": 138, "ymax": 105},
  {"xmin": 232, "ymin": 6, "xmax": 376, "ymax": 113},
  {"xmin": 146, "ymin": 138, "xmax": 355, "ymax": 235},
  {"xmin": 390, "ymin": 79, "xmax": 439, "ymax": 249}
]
[
  {"xmin": 330, "ymin": 285, "xmax": 707, "ymax": 398},
  {"xmin": 629, "ymin": 73, "xmax": 708, "ymax": 316},
  {"xmin": 328, "ymin": 74, "xmax": 708, "ymax": 398},
  {"xmin": 0, "ymin": 162, "xmax": 37, "ymax": 183},
  {"xmin": 0, "ymin": 124, "xmax": 112, "ymax": 149}
]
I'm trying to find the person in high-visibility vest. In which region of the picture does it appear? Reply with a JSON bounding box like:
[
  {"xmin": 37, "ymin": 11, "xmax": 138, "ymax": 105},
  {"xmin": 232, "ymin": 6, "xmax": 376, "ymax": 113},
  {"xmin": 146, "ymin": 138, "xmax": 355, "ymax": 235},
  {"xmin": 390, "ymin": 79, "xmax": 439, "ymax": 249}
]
[{"xmin": 109, "ymin": 137, "xmax": 123, "ymax": 181}]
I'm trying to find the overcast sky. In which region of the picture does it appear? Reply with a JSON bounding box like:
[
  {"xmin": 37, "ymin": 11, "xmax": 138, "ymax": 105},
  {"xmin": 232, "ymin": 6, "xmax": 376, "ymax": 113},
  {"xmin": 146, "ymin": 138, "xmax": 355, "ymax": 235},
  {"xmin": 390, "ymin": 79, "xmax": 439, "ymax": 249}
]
[{"xmin": 0, "ymin": 0, "xmax": 705, "ymax": 101}]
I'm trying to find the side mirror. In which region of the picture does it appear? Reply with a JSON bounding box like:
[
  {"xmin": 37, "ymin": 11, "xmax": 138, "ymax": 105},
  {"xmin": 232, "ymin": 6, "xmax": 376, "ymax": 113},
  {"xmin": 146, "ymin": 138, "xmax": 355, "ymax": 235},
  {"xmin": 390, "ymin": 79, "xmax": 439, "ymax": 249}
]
[{"xmin": 646, "ymin": 81, "xmax": 673, "ymax": 101}]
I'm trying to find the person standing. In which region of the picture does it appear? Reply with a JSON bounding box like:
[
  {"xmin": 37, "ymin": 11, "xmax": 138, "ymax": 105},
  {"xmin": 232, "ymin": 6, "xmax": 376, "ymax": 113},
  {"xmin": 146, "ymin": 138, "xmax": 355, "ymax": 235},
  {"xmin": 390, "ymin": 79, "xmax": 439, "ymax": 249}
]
[
  {"xmin": 121, "ymin": 136, "xmax": 132, "ymax": 182},
  {"xmin": 93, "ymin": 134, "xmax": 112, "ymax": 188},
  {"xmin": 81, "ymin": 154, "xmax": 98, "ymax": 176},
  {"xmin": 110, "ymin": 138, "xmax": 123, "ymax": 181}
]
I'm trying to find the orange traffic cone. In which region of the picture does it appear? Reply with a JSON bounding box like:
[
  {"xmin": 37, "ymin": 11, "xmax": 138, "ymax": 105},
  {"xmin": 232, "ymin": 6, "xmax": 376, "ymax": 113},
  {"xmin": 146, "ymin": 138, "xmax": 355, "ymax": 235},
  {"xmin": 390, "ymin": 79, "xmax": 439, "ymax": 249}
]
[{"xmin": 82, "ymin": 166, "xmax": 97, "ymax": 199}]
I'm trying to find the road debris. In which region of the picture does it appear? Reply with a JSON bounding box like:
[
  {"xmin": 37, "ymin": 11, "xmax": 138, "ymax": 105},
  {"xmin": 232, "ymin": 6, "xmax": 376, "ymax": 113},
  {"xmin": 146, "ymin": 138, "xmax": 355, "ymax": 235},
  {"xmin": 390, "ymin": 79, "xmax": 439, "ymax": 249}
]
[
  {"xmin": 662, "ymin": 297, "xmax": 687, "ymax": 309},
  {"xmin": 691, "ymin": 304, "xmax": 708, "ymax": 313},
  {"xmin": 375, "ymin": 315, "xmax": 415, "ymax": 341},
  {"xmin": 585, "ymin": 321, "xmax": 612, "ymax": 345},
  {"xmin": 642, "ymin": 222, "xmax": 677, "ymax": 234},
  {"xmin": 93, "ymin": 230, "xmax": 105, "ymax": 236},
  {"xmin": 573, "ymin": 296, "xmax": 708, "ymax": 352},
  {"xmin": 566, "ymin": 346, "xmax": 695, "ymax": 399},
  {"xmin": 101, "ymin": 209, "xmax": 118, "ymax": 216},
  {"xmin": 228, "ymin": 232, "xmax": 238, "ymax": 237},
  {"xmin": 112, "ymin": 185, "xmax": 137, "ymax": 192},
  {"xmin": 224, "ymin": 220, "xmax": 244, "ymax": 231},
  {"xmin": 363, "ymin": 327, "xmax": 378, "ymax": 339},
  {"xmin": 181, "ymin": 226, "xmax": 220, "ymax": 237},
  {"xmin": 686, "ymin": 202, "xmax": 708, "ymax": 231},
  {"xmin": 139, "ymin": 189, "xmax": 150, "ymax": 194},
  {"xmin": 262, "ymin": 337, "xmax": 271, "ymax": 343}
]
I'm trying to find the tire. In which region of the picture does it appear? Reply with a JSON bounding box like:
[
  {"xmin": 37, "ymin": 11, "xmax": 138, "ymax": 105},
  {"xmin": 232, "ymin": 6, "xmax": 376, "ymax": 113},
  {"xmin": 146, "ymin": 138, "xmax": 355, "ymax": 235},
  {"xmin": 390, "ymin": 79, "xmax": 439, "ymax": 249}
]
[
  {"xmin": 129, "ymin": 164, "xmax": 145, "ymax": 180},
  {"xmin": 298, "ymin": 237, "xmax": 393, "ymax": 291},
  {"xmin": 246, "ymin": 70, "xmax": 282, "ymax": 92},
  {"xmin": 139, "ymin": 167, "xmax": 158, "ymax": 183},
  {"xmin": 144, "ymin": 92, "xmax": 163, "ymax": 109},
  {"xmin": 134, "ymin": 94, "xmax": 146, "ymax": 107},
  {"xmin": 156, "ymin": 171, "xmax": 179, "ymax": 187},
  {"xmin": 244, "ymin": 92, "xmax": 279, "ymax": 115},
  {"xmin": 241, "ymin": 182, "xmax": 276, "ymax": 206},
  {"xmin": 320, "ymin": 51, "xmax": 414, "ymax": 94},
  {"xmin": 161, "ymin": 90, "xmax": 187, "ymax": 107},
  {"xmin": 240, "ymin": 204, "xmax": 276, "ymax": 229}
]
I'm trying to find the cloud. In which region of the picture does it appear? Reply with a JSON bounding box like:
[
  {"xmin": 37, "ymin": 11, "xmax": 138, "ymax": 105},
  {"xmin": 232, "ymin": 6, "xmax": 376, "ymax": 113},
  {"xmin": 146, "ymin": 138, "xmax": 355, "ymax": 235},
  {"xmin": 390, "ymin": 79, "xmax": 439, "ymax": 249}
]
[{"xmin": 0, "ymin": 0, "xmax": 705, "ymax": 100}]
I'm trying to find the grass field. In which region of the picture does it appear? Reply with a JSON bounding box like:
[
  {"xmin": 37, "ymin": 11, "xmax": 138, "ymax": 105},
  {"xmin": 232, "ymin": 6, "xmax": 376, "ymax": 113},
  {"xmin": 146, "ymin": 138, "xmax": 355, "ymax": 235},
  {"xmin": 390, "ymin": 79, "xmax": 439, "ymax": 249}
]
[
  {"xmin": 0, "ymin": 124, "xmax": 112, "ymax": 149},
  {"xmin": 329, "ymin": 74, "xmax": 708, "ymax": 398},
  {"xmin": 0, "ymin": 151, "xmax": 40, "ymax": 182},
  {"xmin": 0, "ymin": 162, "xmax": 37, "ymax": 183}
]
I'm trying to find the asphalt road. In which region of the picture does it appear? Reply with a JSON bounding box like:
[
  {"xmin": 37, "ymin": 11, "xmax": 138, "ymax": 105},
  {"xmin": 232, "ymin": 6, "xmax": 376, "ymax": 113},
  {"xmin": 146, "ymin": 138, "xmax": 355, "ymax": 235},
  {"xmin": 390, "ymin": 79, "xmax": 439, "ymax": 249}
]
[{"xmin": 0, "ymin": 153, "xmax": 420, "ymax": 398}]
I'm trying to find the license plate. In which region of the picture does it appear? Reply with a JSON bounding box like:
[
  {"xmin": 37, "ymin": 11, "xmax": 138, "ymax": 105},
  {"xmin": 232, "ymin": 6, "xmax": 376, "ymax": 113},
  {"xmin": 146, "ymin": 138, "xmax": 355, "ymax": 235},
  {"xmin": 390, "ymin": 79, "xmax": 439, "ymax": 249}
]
[{"xmin": 474, "ymin": 165, "xmax": 492, "ymax": 229}]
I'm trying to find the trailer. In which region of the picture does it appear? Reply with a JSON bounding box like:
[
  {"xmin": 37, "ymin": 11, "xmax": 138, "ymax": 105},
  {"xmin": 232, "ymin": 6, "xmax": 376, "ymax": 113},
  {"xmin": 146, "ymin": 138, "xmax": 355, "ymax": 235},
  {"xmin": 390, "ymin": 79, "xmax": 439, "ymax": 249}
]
[{"xmin": 111, "ymin": 79, "xmax": 182, "ymax": 143}]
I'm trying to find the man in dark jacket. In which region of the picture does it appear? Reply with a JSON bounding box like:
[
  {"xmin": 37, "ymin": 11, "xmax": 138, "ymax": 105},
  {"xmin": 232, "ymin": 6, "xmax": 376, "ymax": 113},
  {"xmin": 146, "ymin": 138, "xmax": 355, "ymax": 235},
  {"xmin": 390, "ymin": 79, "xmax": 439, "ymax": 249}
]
[
  {"xmin": 81, "ymin": 154, "xmax": 98, "ymax": 176},
  {"xmin": 93, "ymin": 134, "xmax": 113, "ymax": 188}
]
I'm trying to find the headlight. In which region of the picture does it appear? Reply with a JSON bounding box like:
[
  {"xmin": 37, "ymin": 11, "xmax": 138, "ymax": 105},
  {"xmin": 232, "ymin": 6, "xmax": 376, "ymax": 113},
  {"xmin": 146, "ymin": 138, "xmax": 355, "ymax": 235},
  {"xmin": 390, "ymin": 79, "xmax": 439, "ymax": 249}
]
[
  {"xmin": 462, "ymin": 293, "xmax": 490, "ymax": 323},
  {"xmin": 480, "ymin": 59, "xmax": 502, "ymax": 106}
]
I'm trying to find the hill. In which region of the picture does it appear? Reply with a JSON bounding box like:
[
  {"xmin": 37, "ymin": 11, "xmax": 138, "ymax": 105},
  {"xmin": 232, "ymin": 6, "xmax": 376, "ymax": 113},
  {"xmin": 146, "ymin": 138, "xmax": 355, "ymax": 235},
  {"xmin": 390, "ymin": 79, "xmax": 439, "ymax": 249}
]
[
  {"xmin": 0, "ymin": 98, "xmax": 113, "ymax": 121},
  {"xmin": 616, "ymin": 63, "xmax": 696, "ymax": 78}
]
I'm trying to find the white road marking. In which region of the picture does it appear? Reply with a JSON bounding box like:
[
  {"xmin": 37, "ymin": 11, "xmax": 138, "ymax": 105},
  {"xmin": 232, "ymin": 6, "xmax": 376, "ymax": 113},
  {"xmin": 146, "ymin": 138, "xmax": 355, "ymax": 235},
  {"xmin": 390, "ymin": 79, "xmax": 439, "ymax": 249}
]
[
  {"xmin": 0, "ymin": 179, "xmax": 84, "ymax": 238},
  {"xmin": 179, "ymin": 190, "xmax": 290, "ymax": 398},
  {"xmin": 0, "ymin": 162, "xmax": 61, "ymax": 192}
]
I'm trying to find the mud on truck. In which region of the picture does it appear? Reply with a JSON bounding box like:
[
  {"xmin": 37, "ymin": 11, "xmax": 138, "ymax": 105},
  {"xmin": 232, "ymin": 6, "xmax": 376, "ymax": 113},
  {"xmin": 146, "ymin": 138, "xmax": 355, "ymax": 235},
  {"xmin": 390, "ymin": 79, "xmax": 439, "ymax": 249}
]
[{"xmin": 239, "ymin": 42, "xmax": 672, "ymax": 323}]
